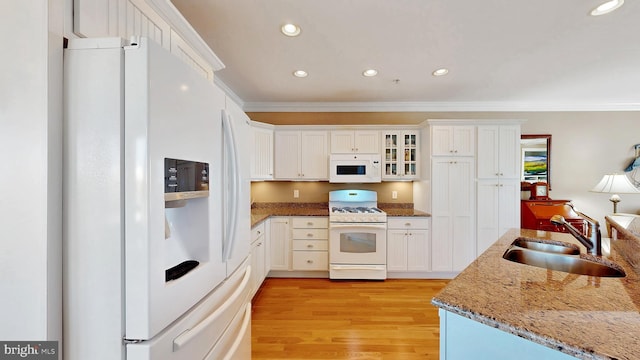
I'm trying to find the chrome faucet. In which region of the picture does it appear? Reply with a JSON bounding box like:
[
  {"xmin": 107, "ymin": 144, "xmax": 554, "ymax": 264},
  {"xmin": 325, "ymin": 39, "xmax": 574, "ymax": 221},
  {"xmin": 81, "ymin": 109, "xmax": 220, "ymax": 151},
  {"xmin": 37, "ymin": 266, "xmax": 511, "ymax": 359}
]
[{"xmin": 550, "ymin": 213, "xmax": 602, "ymax": 256}]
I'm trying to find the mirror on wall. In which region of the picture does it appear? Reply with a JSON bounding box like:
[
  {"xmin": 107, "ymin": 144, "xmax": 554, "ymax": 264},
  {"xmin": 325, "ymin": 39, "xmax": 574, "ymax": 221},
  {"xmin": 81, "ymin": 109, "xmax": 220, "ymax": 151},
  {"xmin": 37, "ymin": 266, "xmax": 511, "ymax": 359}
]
[{"xmin": 521, "ymin": 134, "xmax": 551, "ymax": 190}]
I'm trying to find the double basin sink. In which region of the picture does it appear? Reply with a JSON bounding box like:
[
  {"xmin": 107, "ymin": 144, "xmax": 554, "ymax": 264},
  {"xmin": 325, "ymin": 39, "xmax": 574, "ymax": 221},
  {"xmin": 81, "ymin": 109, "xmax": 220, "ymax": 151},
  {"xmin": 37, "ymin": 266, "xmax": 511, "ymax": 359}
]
[{"xmin": 503, "ymin": 237, "xmax": 626, "ymax": 277}]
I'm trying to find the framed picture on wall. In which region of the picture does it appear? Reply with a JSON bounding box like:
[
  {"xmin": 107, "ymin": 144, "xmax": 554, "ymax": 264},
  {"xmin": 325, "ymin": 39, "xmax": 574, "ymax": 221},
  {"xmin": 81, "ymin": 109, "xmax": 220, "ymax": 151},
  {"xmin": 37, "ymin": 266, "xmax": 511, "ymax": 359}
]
[{"xmin": 522, "ymin": 148, "xmax": 548, "ymax": 183}]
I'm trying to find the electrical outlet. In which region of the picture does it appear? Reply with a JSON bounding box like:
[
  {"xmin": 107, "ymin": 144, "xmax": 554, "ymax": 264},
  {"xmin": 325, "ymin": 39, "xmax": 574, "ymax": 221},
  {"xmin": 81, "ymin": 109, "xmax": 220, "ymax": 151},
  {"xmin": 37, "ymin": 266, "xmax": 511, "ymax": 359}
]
[
  {"xmin": 392, "ymin": 191, "xmax": 398, "ymax": 199},
  {"xmin": 293, "ymin": 189, "xmax": 299, "ymax": 198}
]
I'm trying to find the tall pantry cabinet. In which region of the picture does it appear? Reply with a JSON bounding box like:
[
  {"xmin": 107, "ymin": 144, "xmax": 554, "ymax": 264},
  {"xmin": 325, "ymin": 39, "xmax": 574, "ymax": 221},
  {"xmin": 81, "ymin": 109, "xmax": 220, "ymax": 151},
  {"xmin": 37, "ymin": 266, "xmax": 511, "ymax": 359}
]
[
  {"xmin": 428, "ymin": 120, "xmax": 523, "ymax": 274},
  {"xmin": 429, "ymin": 121, "xmax": 476, "ymax": 273},
  {"xmin": 476, "ymin": 124, "xmax": 522, "ymax": 255}
]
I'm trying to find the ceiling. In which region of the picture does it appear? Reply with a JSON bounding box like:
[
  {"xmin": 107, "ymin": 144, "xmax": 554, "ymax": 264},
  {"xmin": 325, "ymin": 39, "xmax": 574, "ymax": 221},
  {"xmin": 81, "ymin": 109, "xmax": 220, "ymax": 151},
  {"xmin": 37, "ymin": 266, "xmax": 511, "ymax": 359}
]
[{"xmin": 171, "ymin": 0, "xmax": 640, "ymax": 112}]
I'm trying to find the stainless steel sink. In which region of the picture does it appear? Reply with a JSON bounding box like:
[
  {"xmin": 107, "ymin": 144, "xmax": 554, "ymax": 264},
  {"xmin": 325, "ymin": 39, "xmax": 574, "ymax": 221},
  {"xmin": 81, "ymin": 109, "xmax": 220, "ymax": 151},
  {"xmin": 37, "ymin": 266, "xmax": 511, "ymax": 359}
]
[
  {"xmin": 503, "ymin": 238, "xmax": 626, "ymax": 277},
  {"xmin": 511, "ymin": 237, "xmax": 580, "ymax": 255}
]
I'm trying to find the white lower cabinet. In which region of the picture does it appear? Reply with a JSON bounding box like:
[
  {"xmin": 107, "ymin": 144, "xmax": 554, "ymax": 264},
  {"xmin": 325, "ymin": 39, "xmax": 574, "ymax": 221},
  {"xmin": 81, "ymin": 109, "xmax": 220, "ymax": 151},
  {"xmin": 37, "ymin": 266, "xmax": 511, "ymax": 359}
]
[
  {"xmin": 387, "ymin": 217, "xmax": 430, "ymax": 275},
  {"xmin": 250, "ymin": 220, "xmax": 267, "ymax": 297},
  {"xmin": 476, "ymin": 179, "xmax": 520, "ymax": 255},
  {"xmin": 268, "ymin": 217, "xmax": 290, "ymax": 271},
  {"xmin": 291, "ymin": 217, "xmax": 329, "ymax": 271},
  {"xmin": 431, "ymin": 156, "xmax": 476, "ymax": 273}
]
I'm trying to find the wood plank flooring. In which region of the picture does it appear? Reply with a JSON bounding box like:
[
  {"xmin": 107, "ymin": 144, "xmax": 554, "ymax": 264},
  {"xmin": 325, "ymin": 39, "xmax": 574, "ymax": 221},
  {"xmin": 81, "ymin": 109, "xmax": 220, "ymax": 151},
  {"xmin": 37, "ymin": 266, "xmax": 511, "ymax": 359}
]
[{"xmin": 251, "ymin": 278, "xmax": 449, "ymax": 360}]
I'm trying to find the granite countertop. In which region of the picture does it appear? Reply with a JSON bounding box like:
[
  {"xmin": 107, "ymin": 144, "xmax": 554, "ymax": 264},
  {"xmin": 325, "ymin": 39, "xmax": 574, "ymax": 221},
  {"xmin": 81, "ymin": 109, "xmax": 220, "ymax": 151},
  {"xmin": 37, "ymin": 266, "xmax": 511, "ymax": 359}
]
[
  {"xmin": 250, "ymin": 202, "xmax": 430, "ymax": 227},
  {"xmin": 432, "ymin": 227, "xmax": 640, "ymax": 360}
]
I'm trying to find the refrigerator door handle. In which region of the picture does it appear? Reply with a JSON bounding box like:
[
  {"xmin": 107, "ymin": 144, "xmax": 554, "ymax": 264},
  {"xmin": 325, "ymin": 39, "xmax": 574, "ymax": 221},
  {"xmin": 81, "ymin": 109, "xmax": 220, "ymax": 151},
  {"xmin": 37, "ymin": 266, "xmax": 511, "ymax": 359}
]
[
  {"xmin": 172, "ymin": 265, "xmax": 251, "ymax": 351},
  {"xmin": 222, "ymin": 109, "xmax": 240, "ymax": 261}
]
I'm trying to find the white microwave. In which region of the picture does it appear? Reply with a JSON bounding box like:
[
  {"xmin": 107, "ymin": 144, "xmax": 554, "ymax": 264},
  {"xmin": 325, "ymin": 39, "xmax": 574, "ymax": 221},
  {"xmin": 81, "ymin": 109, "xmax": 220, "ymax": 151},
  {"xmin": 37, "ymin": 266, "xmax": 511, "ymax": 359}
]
[{"xmin": 329, "ymin": 154, "xmax": 382, "ymax": 183}]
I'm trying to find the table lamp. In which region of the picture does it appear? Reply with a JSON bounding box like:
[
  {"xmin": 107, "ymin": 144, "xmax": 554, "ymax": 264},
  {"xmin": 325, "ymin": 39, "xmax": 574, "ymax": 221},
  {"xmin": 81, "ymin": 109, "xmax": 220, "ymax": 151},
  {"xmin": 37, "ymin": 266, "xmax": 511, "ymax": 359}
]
[{"xmin": 590, "ymin": 173, "xmax": 640, "ymax": 213}]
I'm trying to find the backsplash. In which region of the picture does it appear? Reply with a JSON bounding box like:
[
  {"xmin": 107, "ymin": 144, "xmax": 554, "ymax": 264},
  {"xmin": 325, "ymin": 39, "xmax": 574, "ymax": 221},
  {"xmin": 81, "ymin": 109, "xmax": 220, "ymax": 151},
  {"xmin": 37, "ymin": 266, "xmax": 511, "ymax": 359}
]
[{"xmin": 251, "ymin": 181, "xmax": 414, "ymax": 203}]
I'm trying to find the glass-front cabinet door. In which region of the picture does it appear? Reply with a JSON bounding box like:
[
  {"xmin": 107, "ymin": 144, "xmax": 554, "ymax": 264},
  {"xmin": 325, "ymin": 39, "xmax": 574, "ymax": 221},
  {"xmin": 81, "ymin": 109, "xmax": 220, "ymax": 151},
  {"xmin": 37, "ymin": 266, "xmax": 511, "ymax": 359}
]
[{"xmin": 382, "ymin": 131, "xmax": 419, "ymax": 180}]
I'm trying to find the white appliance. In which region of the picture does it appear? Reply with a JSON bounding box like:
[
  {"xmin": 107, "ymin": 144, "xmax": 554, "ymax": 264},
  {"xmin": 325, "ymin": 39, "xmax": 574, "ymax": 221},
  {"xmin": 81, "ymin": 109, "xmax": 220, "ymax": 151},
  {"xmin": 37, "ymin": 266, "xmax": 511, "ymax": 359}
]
[
  {"xmin": 329, "ymin": 153, "xmax": 382, "ymax": 183},
  {"xmin": 328, "ymin": 190, "xmax": 388, "ymax": 279},
  {"xmin": 63, "ymin": 37, "xmax": 251, "ymax": 360}
]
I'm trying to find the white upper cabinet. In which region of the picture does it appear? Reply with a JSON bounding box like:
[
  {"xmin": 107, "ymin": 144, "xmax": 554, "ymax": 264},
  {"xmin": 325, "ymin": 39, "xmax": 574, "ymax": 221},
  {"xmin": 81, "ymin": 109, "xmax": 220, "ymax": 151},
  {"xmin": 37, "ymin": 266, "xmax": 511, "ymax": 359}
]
[
  {"xmin": 431, "ymin": 125, "xmax": 475, "ymax": 156},
  {"xmin": 74, "ymin": 0, "xmax": 218, "ymax": 81},
  {"xmin": 330, "ymin": 130, "xmax": 380, "ymax": 153},
  {"xmin": 477, "ymin": 125, "xmax": 521, "ymax": 179},
  {"xmin": 381, "ymin": 131, "xmax": 420, "ymax": 180},
  {"xmin": 274, "ymin": 130, "xmax": 328, "ymax": 180},
  {"xmin": 250, "ymin": 123, "xmax": 274, "ymax": 180}
]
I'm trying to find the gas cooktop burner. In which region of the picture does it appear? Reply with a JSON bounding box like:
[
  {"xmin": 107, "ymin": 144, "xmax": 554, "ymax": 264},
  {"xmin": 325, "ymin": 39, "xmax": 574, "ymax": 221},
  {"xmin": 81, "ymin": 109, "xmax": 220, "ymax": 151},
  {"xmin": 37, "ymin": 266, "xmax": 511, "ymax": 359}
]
[{"xmin": 328, "ymin": 189, "xmax": 387, "ymax": 223}]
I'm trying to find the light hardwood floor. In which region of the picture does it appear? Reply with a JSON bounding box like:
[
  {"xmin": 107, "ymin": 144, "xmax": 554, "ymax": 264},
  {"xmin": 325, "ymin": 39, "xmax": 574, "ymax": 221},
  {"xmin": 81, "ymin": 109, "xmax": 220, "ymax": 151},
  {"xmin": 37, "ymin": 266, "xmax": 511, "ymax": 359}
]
[{"xmin": 251, "ymin": 278, "xmax": 449, "ymax": 360}]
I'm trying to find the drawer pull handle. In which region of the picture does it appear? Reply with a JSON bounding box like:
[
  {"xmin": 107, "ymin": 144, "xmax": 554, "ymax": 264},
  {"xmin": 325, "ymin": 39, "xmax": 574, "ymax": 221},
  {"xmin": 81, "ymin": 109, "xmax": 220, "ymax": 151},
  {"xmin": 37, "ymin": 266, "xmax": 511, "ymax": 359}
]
[
  {"xmin": 405, "ymin": 223, "xmax": 411, "ymax": 226},
  {"xmin": 307, "ymin": 233, "xmax": 313, "ymax": 237},
  {"xmin": 307, "ymin": 222, "xmax": 313, "ymax": 226},
  {"xmin": 307, "ymin": 260, "xmax": 314, "ymax": 264},
  {"xmin": 307, "ymin": 244, "xmax": 314, "ymax": 248}
]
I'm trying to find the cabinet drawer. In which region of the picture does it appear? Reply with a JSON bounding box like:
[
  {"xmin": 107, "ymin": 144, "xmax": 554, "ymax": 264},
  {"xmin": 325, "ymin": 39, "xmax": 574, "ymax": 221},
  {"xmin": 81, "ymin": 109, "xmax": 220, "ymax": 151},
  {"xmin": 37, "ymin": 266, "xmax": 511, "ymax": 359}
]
[
  {"xmin": 292, "ymin": 239, "xmax": 328, "ymax": 251},
  {"xmin": 292, "ymin": 228, "xmax": 328, "ymax": 240},
  {"xmin": 292, "ymin": 251, "xmax": 328, "ymax": 270},
  {"xmin": 291, "ymin": 217, "xmax": 329, "ymax": 229},
  {"xmin": 251, "ymin": 221, "xmax": 266, "ymax": 243},
  {"xmin": 387, "ymin": 217, "xmax": 430, "ymax": 229}
]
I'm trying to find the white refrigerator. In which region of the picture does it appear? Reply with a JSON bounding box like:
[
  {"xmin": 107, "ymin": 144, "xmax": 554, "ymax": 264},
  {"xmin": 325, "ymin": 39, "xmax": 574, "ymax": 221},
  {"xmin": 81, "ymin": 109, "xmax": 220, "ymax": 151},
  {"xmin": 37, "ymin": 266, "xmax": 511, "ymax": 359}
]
[{"xmin": 63, "ymin": 37, "xmax": 251, "ymax": 360}]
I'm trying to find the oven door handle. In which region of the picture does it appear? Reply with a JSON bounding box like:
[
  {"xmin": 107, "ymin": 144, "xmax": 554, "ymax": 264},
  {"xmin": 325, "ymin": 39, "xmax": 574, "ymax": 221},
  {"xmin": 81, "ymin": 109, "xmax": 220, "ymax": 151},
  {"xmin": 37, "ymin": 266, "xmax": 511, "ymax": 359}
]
[{"xmin": 330, "ymin": 223, "xmax": 387, "ymax": 230}]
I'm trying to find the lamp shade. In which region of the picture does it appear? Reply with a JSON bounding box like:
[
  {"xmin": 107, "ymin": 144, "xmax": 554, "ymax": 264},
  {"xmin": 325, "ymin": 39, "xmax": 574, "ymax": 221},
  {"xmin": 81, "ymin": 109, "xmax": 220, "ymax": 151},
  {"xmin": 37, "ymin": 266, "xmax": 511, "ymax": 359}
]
[{"xmin": 590, "ymin": 173, "xmax": 640, "ymax": 194}]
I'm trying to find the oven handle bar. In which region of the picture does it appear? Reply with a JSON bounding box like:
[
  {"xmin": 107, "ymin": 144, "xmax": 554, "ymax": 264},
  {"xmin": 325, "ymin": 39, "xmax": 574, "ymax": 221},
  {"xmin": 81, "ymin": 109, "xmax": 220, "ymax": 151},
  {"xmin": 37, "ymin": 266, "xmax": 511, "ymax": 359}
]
[
  {"xmin": 329, "ymin": 223, "xmax": 387, "ymax": 230},
  {"xmin": 331, "ymin": 265, "xmax": 386, "ymax": 270}
]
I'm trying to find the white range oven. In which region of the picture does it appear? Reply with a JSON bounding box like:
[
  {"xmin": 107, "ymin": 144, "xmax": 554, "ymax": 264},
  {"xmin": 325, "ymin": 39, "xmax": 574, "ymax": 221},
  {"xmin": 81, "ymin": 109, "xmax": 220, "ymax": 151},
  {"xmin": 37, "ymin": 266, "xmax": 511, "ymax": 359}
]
[{"xmin": 328, "ymin": 190, "xmax": 387, "ymax": 280}]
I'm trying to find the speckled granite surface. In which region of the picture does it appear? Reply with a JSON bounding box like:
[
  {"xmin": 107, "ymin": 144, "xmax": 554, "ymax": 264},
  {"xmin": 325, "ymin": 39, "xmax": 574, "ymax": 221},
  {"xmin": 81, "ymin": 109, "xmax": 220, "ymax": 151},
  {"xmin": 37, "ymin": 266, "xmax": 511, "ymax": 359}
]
[
  {"xmin": 432, "ymin": 227, "xmax": 640, "ymax": 360},
  {"xmin": 250, "ymin": 202, "xmax": 430, "ymax": 227}
]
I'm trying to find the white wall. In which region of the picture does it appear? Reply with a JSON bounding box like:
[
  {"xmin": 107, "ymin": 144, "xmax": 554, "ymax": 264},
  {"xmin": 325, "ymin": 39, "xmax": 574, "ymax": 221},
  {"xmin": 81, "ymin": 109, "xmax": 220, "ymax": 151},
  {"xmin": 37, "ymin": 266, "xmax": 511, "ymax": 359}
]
[
  {"xmin": 0, "ymin": 0, "xmax": 64, "ymax": 351},
  {"xmin": 521, "ymin": 112, "xmax": 640, "ymax": 227}
]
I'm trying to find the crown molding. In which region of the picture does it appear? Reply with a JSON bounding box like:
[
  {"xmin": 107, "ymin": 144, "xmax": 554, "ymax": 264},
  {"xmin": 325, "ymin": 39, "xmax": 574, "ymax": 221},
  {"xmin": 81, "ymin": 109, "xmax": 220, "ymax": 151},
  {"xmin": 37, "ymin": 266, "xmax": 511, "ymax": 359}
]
[
  {"xmin": 145, "ymin": 0, "xmax": 225, "ymax": 71},
  {"xmin": 213, "ymin": 77, "xmax": 245, "ymax": 108},
  {"xmin": 242, "ymin": 101, "xmax": 640, "ymax": 113}
]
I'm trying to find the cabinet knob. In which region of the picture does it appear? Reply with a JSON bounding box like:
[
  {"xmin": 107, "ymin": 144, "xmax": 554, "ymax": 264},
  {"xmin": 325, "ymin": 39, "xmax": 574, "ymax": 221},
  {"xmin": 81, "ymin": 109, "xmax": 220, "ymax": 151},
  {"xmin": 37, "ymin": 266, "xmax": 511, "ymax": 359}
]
[
  {"xmin": 257, "ymin": 230, "xmax": 261, "ymax": 235},
  {"xmin": 307, "ymin": 260, "xmax": 314, "ymax": 264},
  {"xmin": 307, "ymin": 233, "xmax": 314, "ymax": 237},
  {"xmin": 307, "ymin": 244, "xmax": 314, "ymax": 248},
  {"xmin": 405, "ymin": 223, "xmax": 411, "ymax": 226},
  {"xmin": 307, "ymin": 222, "xmax": 313, "ymax": 226}
]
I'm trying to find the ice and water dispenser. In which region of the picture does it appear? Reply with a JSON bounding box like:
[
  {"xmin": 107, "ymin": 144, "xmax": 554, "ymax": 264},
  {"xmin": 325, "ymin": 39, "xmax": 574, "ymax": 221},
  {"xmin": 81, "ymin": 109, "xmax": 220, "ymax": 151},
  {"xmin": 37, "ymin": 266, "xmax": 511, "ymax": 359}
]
[{"xmin": 163, "ymin": 158, "xmax": 211, "ymax": 282}]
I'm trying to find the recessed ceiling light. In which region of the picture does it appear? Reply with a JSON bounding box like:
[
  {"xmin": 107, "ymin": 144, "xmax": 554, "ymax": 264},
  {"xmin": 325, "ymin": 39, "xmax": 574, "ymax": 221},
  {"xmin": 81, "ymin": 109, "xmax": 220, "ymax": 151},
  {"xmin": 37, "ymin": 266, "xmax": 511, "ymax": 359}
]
[
  {"xmin": 293, "ymin": 70, "xmax": 308, "ymax": 78},
  {"xmin": 281, "ymin": 23, "xmax": 301, "ymax": 37},
  {"xmin": 590, "ymin": 0, "xmax": 624, "ymax": 16},
  {"xmin": 362, "ymin": 69, "xmax": 378, "ymax": 77},
  {"xmin": 432, "ymin": 68, "xmax": 449, "ymax": 76}
]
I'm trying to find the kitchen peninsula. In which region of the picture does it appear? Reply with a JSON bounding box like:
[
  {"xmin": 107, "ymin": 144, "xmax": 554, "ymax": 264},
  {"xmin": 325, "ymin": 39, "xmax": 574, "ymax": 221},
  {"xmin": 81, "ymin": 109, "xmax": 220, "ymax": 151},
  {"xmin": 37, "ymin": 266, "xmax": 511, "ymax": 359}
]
[{"xmin": 432, "ymin": 223, "xmax": 640, "ymax": 360}]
